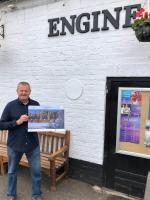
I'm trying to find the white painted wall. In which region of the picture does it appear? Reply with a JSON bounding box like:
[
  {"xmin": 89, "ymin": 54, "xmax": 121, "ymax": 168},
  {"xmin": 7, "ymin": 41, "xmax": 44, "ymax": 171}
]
[{"xmin": 0, "ymin": 0, "xmax": 149, "ymax": 165}]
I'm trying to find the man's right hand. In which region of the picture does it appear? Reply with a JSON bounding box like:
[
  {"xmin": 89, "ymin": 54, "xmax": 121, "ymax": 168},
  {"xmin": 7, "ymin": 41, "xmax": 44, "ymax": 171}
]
[{"xmin": 16, "ymin": 114, "xmax": 29, "ymax": 125}]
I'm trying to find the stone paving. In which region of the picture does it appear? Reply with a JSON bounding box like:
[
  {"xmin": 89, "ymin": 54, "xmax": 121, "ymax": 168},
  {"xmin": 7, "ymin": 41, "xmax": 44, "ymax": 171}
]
[{"xmin": 0, "ymin": 168, "xmax": 141, "ymax": 200}]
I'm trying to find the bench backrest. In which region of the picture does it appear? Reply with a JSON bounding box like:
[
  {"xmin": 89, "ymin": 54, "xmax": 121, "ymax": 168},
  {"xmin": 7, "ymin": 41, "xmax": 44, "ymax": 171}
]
[
  {"xmin": 38, "ymin": 131, "xmax": 70, "ymax": 154},
  {"xmin": 0, "ymin": 130, "xmax": 8, "ymax": 144},
  {"xmin": 0, "ymin": 130, "xmax": 70, "ymax": 154}
]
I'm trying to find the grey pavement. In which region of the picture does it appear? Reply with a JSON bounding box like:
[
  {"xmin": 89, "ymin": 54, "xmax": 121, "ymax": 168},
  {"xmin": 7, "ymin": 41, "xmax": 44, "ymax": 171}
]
[
  {"xmin": 0, "ymin": 168, "xmax": 141, "ymax": 200},
  {"xmin": 144, "ymin": 172, "xmax": 150, "ymax": 200}
]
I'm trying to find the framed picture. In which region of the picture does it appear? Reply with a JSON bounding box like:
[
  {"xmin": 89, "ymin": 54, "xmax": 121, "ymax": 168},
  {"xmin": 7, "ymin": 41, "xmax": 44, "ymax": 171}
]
[
  {"xmin": 28, "ymin": 106, "xmax": 64, "ymax": 132},
  {"xmin": 116, "ymin": 87, "xmax": 150, "ymax": 159}
]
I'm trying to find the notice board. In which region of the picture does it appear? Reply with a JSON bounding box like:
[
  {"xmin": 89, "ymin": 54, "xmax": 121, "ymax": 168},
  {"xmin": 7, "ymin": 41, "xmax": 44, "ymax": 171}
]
[{"xmin": 116, "ymin": 87, "xmax": 150, "ymax": 159}]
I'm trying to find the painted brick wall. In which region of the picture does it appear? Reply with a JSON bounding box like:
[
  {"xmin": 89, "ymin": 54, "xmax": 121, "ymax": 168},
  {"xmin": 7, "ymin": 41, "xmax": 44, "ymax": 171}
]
[{"xmin": 0, "ymin": 0, "xmax": 148, "ymax": 165}]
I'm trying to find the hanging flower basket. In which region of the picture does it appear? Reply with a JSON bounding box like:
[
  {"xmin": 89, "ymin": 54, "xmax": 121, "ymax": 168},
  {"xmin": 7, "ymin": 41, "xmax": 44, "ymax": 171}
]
[
  {"xmin": 135, "ymin": 21, "xmax": 150, "ymax": 42},
  {"xmin": 132, "ymin": 8, "xmax": 150, "ymax": 42}
]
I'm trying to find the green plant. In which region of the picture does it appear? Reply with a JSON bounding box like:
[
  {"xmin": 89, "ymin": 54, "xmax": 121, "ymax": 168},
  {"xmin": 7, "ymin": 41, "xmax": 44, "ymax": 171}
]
[{"xmin": 132, "ymin": 8, "xmax": 150, "ymax": 30}]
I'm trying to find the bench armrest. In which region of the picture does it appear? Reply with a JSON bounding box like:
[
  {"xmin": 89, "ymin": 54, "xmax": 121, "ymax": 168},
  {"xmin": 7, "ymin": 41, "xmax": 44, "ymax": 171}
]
[{"xmin": 48, "ymin": 145, "xmax": 69, "ymax": 161}]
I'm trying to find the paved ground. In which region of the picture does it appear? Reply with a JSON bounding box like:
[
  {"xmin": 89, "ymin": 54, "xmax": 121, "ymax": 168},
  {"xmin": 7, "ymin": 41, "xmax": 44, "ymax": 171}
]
[{"xmin": 0, "ymin": 168, "xmax": 141, "ymax": 200}]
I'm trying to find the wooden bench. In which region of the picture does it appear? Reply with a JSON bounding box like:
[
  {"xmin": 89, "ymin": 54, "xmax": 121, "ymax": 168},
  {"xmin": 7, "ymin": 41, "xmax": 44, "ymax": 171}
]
[{"xmin": 0, "ymin": 130, "xmax": 70, "ymax": 191}]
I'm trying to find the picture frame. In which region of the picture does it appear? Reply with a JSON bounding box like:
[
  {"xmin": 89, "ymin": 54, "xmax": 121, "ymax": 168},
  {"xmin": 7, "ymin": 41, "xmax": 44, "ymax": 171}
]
[{"xmin": 28, "ymin": 106, "xmax": 64, "ymax": 132}]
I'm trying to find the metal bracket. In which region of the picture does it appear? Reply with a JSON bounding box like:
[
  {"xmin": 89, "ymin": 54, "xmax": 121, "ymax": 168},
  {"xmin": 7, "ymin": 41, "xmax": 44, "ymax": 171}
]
[{"xmin": 0, "ymin": 25, "xmax": 4, "ymax": 38}]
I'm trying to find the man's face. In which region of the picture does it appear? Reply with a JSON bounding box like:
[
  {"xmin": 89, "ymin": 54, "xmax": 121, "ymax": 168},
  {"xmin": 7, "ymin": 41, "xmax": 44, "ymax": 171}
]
[{"xmin": 17, "ymin": 84, "xmax": 31, "ymax": 103}]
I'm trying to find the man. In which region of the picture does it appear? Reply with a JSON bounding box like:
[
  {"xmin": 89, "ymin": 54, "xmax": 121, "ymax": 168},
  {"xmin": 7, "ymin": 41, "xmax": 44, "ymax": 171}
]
[{"xmin": 0, "ymin": 82, "xmax": 43, "ymax": 200}]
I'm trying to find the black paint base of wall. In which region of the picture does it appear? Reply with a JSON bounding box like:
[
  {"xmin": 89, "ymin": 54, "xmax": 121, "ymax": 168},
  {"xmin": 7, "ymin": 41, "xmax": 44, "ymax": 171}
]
[
  {"xmin": 68, "ymin": 157, "xmax": 147, "ymax": 198},
  {"xmin": 114, "ymin": 169, "xmax": 146, "ymax": 198},
  {"xmin": 69, "ymin": 157, "xmax": 103, "ymax": 186}
]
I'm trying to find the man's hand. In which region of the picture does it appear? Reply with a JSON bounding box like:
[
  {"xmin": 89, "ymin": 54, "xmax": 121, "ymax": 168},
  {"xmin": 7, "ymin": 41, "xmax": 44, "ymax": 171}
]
[{"xmin": 16, "ymin": 114, "xmax": 28, "ymax": 125}]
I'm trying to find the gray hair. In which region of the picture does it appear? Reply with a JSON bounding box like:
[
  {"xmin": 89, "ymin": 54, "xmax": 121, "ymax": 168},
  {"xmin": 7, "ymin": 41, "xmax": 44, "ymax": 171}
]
[{"xmin": 17, "ymin": 81, "xmax": 31, "ymax": 90}]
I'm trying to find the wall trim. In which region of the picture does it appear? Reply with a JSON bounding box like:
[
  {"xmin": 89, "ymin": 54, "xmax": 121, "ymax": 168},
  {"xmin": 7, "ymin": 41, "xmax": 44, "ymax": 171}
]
[{"xmin": 69, "ymin": 157, "xmax": 103, "ymax": 186}]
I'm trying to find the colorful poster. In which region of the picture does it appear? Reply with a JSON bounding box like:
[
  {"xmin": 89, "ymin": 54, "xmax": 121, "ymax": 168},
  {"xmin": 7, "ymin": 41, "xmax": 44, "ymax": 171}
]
[
  {"xmin": 116, "ymin": 87, "xmax": 150, "ymax": 159},
  {"xmin": 144, "ymin": 120, "xmax": 150, "ymax": 147},
  {"xmin": 28, "ymin": 106, "xmax": 64, "ymax": 132},
  {"xmin": 120, "ymin": 90, "xmax": 141, "ymax": 144}
]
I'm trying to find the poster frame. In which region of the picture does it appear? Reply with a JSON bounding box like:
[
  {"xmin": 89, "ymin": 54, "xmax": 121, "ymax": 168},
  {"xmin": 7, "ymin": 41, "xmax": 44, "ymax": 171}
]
[
  {"xmin": 28, "ymin": 105, "xmax": 65, "ymax": 132},
  {"xmin": 116, "ymin": 87, "xmax": 150, "ymax": 159}
]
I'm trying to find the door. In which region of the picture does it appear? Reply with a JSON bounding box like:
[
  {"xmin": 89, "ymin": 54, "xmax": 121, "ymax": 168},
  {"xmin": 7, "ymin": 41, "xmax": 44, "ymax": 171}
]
[{"xmin": 103, "ymin": 77, "xmax": 150, "ymax": 198}]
